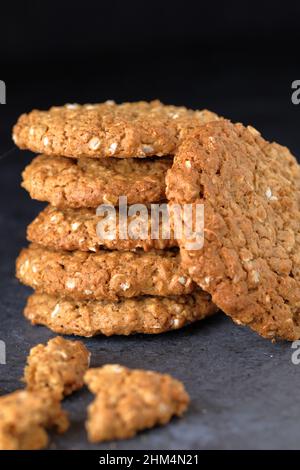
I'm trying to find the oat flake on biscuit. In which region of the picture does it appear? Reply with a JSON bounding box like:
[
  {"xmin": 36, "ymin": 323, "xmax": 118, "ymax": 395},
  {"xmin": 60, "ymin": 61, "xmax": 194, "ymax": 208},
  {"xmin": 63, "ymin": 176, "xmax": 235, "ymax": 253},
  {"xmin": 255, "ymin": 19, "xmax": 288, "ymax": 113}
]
[
  {"xmin": 84, "ymin": 365, "xmax": 190, "ymax": 442},
  {"xmin": 166, "ymin": 120, "xmax": 300, "ymax": 341},
  {"xmin": 0, "ymin": 390, "xmax": 68, "ymax": 450}
]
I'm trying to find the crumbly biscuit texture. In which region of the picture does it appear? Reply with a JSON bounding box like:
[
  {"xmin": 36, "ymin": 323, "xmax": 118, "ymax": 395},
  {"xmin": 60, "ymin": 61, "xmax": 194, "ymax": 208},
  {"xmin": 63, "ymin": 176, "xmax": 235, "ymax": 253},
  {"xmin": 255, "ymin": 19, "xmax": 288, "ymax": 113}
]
[
  {"xmin": 0, "ymin": 390, "xmax": 69, "ymax": 450},
  {"xmin": 27, "ymin": 205, "xmax": 177, "ymax": 252},
  {"xmin": 13, "ymin": 100, "xmax": 219, "ymax": 158},
  {"xmin": 166, "ymin": 120, "xmax": 300, "ymax": 340},
  {"xmin": 84, "ymin": 365, "xmax": 190, "ymax": 442},
  {"xmin": 24, "ymin": 291, "xmax": 217, "ymax": 337},
  {"xmin": 16, "ymin": 244, "xmax": 195, "ymax": 300},
  {"xmin": 22, "ymin": 155, "xmax": 171, "ymax": 208},
  {"xmin": 24, "ymin": 336, "xmax": 90, "ymax": 399}
]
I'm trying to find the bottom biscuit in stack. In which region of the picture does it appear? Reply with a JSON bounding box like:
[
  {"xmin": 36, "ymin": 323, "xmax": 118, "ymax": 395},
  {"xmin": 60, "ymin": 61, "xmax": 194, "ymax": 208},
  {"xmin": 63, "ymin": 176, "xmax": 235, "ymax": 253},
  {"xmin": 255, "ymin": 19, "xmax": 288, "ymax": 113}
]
[{"xmin": 24, "ymin": 290, "xmax": 217, "ymax": 337}]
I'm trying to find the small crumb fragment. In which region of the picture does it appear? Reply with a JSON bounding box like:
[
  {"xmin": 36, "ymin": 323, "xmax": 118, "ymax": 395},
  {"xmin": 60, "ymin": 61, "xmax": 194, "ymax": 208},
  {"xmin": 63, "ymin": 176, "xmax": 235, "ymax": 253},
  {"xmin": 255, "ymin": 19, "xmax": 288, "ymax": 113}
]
[
  {"xmin": 84, "ymin": 365, "xmax": 190, "ymax": 442},
  {"xmin": 24, "ymin": 336, "xmax": 90, "ymax": 399}
]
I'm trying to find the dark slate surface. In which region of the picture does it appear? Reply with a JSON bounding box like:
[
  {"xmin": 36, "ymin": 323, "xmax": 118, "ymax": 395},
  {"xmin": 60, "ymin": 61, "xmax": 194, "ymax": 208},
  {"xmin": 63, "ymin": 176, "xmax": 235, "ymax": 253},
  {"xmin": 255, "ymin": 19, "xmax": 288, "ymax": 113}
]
[
  {"xmin": 0, "ymin": 150, "xmax": 300, "ymax": 451},
  {"xmin": 0, "ymin": 64, "xmax": 300, "ymax": 449}
]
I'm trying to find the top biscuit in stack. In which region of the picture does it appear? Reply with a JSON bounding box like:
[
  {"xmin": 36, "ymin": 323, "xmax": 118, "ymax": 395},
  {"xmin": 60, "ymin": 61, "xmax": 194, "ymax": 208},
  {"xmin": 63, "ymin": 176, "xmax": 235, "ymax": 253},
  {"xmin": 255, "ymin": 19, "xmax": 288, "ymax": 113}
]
[{"xmin": 13, "ymin": 100, "xmax": 219, "ymax": 158}]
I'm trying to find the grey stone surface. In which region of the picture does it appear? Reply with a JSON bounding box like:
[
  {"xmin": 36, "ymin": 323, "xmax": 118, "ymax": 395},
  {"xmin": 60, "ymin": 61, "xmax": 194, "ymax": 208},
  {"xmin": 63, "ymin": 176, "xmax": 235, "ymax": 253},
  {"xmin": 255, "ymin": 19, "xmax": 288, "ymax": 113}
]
[{"xmin": 1, "ymin": 147, "xmax": 300, "ymax": 451}]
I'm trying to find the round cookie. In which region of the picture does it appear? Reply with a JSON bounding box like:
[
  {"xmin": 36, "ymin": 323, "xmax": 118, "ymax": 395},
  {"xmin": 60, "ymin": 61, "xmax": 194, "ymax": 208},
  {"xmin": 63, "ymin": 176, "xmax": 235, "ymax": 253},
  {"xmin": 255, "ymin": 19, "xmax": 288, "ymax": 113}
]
[
  {"xmin": 13, "ymin": 100, "xmax": 220, "ymax": 159},
  {"xmin": 24, "ymin": 290, "xmax": 217, "ymax": 337},
  {"xmin": 166, "ymin": 120, "xmax": 300, "ymax": 341},
  {"xmin": 22, "ymin": 155, "xmax": 171, "ymax": 208},
  {"xmin": 16, "ymin": 244, "xmax": 195, "ymax": 301},
  {"xmin": 27, "ymin": 205, "xmax": 177, "ymax": 252}
]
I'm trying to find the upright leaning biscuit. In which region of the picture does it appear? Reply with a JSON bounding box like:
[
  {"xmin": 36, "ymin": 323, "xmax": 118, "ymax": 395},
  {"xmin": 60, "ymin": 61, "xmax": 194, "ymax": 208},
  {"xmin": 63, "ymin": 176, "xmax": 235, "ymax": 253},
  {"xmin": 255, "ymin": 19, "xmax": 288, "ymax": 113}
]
[
  {"xmin": 22, "ymin": 155, "xmax": 171, "ymax": 208},
  {"xmin": 24, "ymin": 336, "xmax": 90, "ymax": 399},
  {"xmin": 27, "ymin": 205, "xmax": 177, "ymax": 252},
  {"xmin": 16, "ymin": 244, "xmax": 195, "ymax": 300},
  {"xmin": 84, "ymin": 365, "xmax": 190, "ymax": 442},
  {"xmin": 13, "ymin": 100, "xmax": 219, "ymax": 158},
  {"xmin": 166, "ymin": 120, "xmax": 300, "ymax": 341},
  {"xmin": 24, "ymin": 290, "xmax": 217, "ymax": 337}
]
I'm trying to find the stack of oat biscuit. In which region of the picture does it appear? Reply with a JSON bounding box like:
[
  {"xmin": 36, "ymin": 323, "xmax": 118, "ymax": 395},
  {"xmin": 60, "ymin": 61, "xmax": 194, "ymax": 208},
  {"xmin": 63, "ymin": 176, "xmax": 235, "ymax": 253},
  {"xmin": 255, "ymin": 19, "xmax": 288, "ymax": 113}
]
[{"xmin": 13, "ymin": 101, "xmax": 219, "ymax": 337}]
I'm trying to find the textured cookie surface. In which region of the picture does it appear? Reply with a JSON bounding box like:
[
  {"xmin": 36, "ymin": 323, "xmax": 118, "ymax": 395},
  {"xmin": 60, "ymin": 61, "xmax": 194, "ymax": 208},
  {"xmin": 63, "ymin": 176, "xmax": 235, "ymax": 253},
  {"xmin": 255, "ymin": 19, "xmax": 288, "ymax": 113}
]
[
  {"xmin": 24, "ymin": 336, "xmax": 90, "ymax": 399},
  {"xmin": 0, "ymin": 390, "xmax": 68, "ymax": 450},
  {"xmin": 13, "ymin": 100, "xmax": 219, "ymax": 158},
  {"xmin": 16, "ymin": 244, "xmax": 195, "ymax": 300},
  {"xmin": 22, "ymin": 155, "xmax": 171, "ymax": 208},
  {"xmin": 24, "ymin": 290, "xmax": 217, "ymax": 337},
  {"xmin": 166, "ymin": 120, "xmax": 300, "ymax": 340},
  {"xmin": 84, "ymin": 365, "xmax": 189, "ymax": 442},
  {"xmin": 27, "ymin": 205, "xmax": 177, "ymax": 252}
]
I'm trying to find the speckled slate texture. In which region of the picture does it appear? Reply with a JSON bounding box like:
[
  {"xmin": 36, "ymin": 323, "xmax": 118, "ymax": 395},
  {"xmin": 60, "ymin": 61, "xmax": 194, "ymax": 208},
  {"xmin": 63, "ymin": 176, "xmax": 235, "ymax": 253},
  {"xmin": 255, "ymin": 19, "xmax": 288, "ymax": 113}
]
[{"xmin": 1, "ymin": 136, "xmax": 300, "ymax": 451}]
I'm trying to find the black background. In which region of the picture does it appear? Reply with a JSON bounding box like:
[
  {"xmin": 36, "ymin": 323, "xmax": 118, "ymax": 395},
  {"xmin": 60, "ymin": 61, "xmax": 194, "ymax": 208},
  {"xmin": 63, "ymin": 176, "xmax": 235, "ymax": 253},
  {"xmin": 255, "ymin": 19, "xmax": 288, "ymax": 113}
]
[
  {"xmin": 1, "ymin": 0, "xmax": 300, "ymax": 451},
  {"xmin": 1, "ymin": 0, "xmax": 300, "ymax": 154}
]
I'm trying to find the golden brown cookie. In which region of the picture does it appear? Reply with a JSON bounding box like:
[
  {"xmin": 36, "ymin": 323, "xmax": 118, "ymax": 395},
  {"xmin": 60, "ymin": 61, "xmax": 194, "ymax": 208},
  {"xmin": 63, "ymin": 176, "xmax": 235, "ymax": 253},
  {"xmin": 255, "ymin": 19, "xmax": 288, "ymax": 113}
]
[
  {"xmin": 13, "ymin": 100, "xmax": 219, "ymax": 158},
  {"xmin": 22, "ymin": 155, "xmax": 171, "ymax": 208},
  {"xmin": 16, "ymin": 244, "xmax": 195, "ymax": 301},
  {"xmin": 84, "ymin": 365, "xmax": 189, "ymax": 442},
  {"xmin": 27, "ymin": 205, "xmax": 177, "ymax": 252},
  {"xmin": 166, "ymin": 120, "xmax": 300, "ymax": 341},
  {"xmin": 0, "ymin": 390, "xmax": 68, "ymax": 450},
  {"xmin": 23, "ymin": 336, "xmax": 90, "ymax": 399},
  {"xmin": 24, "ymin": 290, "xmax": 217, "ymax": 337}
]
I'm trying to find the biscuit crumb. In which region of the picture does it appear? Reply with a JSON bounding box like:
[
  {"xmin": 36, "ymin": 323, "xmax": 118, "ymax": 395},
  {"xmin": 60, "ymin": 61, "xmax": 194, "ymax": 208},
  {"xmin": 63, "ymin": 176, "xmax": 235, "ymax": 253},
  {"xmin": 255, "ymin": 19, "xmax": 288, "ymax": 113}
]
[
  {"xmin": 23, "ymin": 336, "xmax": 90, "ymax": 399},
  {"xmin": 84, "ymin": 365, "xmax": 190, "ymax": 442},
  {"xmin": 0, "ymin": 391, "xmax": 68, "ymax": 450}
]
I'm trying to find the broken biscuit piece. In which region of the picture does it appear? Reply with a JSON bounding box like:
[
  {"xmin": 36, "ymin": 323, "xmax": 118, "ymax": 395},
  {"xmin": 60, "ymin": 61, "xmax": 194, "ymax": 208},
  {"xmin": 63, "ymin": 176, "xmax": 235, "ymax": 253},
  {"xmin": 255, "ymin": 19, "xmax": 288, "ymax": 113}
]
[
  {"xmin": 24, "ymin": 336, "xmax": 90, "ymax": 399},
  {"xmin": 84, "ymin": 365, "xmax": 190, "ymax": 442},
  {"xmin": 0, "ymin": 390, "xmax": 68, "ymax": 450}
]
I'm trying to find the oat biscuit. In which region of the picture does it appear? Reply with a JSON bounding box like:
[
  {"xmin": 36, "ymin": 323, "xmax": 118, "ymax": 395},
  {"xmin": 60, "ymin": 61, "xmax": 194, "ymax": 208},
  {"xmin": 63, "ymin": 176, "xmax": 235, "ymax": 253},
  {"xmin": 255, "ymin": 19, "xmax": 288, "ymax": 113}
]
[
  {"xmin": 24, "ymin": 290, "xmax": 217, "ymax": 337},
  {"xmin": 166, "ymin": 120, "xmax": 300, "ymax": 340},
  {"xmin": 16, "ymin": 244, "xmax": 195, "ymax": 300},
  {"xmin": 24, "ymin": 336, "xmax": 90, "ymax": 399},
  {"xmin": 0, "ymin": 390, "xmax": 69, "ymax": 450},
  {"xmin": 22, "ymin": 155, "xmax": 171, "ymax": 208},
  {"xmin": 13, "ymin": 100, "xmax": 219, "ymax": 158},
  {"xmin": 84, "ymin": 365, "xmax": 190, "ymax": 442},
  {"xmin": 27, "ymin": 205, "xmax": 177, "ymax": 252}
]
